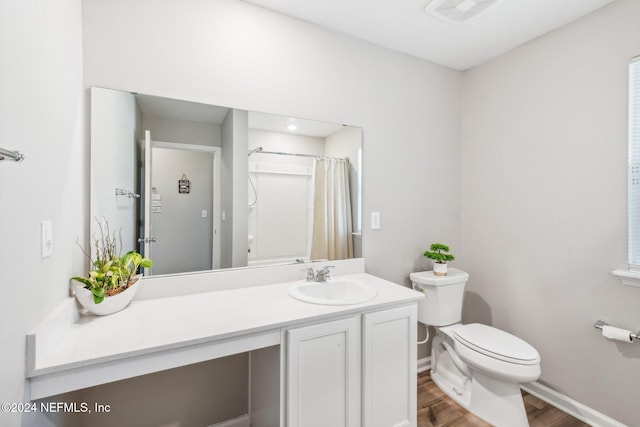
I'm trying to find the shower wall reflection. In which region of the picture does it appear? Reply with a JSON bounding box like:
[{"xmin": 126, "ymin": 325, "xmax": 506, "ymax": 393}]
[{"xmin": 247, "ymin": 123, "xmax": 361, "ymax": 266}]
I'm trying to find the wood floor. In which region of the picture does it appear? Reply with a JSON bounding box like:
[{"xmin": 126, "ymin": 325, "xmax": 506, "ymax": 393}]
[{"xmin": 417, "ymin": 371, "xmax": 591, "ymax": 427}]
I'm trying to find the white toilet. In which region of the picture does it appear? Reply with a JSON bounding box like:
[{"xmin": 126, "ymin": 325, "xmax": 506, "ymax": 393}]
[{"xmin": 410, "ymin": 268, "xmax": 540, "ymax": 427}]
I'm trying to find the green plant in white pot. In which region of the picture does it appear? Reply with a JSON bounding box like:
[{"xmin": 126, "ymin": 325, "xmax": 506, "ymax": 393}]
[
  {"xmin": 423, "ymin": 243, "xmax": 455, "ymax": 276},
  {"xmin": 71, "ymin": 220, "xmax": 152, "ymax": 315}
]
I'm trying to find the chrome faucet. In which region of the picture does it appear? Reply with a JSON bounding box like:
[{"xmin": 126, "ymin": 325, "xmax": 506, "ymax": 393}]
[
  {"xmin": 302, "ymin": 266, "xmax": 335, "ymax": 282},
  {"xmin": 314, "ymin": 266, "xmax": 335, "ymax": 282}
]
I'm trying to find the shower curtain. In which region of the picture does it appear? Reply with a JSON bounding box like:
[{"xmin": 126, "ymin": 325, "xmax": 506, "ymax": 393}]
[{"xmin": 310, "ymin": 158, "xmax": 354, "ymax": 261}]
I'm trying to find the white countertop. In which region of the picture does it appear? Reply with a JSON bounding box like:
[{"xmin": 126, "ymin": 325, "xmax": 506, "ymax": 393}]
[{"xmin": 27, "ymin": 270, "xmax": 423, "ymax": 388}]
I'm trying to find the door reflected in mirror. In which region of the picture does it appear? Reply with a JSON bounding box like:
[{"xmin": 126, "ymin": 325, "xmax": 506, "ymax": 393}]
[{"xmin": 90, "ymin": 87, "xmax": 362, "ymax": 277}]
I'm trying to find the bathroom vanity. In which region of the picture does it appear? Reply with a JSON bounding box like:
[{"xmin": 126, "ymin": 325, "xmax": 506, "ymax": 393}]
[{"xmin": 26, "ymin": 259, "xmax": 423, "ymax": 427}]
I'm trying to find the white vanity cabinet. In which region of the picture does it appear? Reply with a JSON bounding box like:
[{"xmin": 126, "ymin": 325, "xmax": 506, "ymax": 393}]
[
  {"xmin": 284, "ymin": 304, "xmax": 417, "ymax": 427},
  {"xmin": 362, "ymin": 304, "xmax": 417, "ymax": 427},
  {"xmin": 285, "ymin": 316, "xmax": 362, "ymax": 427},
  {"xmin": 26, "ymin": 265, "xmax": 425, "ymax": 427}
]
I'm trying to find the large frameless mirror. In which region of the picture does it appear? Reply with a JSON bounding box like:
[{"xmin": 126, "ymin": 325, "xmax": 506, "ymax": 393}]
[{"xmin": 90, "ymin": 87, "xmax": 362, "ymax": 277}]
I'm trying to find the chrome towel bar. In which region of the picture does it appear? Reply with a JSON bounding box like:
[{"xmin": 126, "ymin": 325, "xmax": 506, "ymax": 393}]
[{"xmin": 0, "ymin": 147, "xmax": 25, "ymax": 162}]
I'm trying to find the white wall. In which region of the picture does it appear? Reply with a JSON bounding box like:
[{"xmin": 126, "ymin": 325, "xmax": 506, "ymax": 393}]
[
  {"xmin": 90, "ymin": 87, "xmax": 137, "ymax": 250},
  {"xmin": 0, "ymin": 1, "xmax": 86, "ymax": 427},
  {"xmin": 221, "ymin": 110, "xmax": 235, "ymax": 269},
  {"xmin": 461, "ymin": 0, "xmax": 640, "ymax": 425},
  {"xmin": 221, "ymin": 109, "xmax": 250, "ymax": 269},
  {"xmin": 231, "ymin": 110, "xmax": 250, "ymax": 267},
  {"xmin": 326, "ymin": 126, "xmax": 362, "ymax": 163},
  {"xmin": 9, "ymin": 0, "xmax": 635, "ymax": 425},
  {"xmin": 81, "ymin": 0, "xmax": 463, "ymax": 285},
  {"xmin": 0, "ymin": 0, "xmax": 459, "ymax": 424},
  {"xmin": 80, "ymin": 1, "xmax": 461, "ymax": 424},
  {"xmin": 142, "ymin": 115, "xmax": 221, "ymax": 147}
]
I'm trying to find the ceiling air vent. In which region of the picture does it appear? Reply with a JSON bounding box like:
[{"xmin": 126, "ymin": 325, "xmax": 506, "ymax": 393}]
[{"xmin": 425, "ymin": 0, "xmax": 501, "ymax": 24}]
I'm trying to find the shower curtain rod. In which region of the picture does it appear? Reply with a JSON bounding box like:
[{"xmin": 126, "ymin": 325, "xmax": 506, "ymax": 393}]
[{"xmin": 257, "ymin": 150, "xmax": 349, "ymax": 162}]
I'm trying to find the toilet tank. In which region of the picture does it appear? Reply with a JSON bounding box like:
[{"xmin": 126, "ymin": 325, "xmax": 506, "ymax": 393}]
[{"xmin": 409, "ymin": 268, "xmax": 469, "ymax": 326}]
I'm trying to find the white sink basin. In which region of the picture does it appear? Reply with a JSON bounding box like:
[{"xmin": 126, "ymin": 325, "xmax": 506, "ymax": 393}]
[{"xmin": 288, "ymin": 278, "xmax": 377, "ymax": 305}]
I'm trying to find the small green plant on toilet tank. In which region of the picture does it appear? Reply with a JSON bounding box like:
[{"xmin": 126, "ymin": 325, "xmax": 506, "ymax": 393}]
[{"xmin": 423, "ymin": 243, "xmax": 455, "ymax": 276}]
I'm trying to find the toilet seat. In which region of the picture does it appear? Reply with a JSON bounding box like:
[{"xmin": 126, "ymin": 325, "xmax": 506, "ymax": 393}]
[
  {"xmin": 451, "ymin": 323, "xmax": 541, "ymax": 383},
  {"xmin": 454, "ymin": 323, "xmax": 540, "ymax": 365}
]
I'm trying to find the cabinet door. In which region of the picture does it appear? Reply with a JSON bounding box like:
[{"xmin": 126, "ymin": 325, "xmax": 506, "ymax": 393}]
[
  {"xmin": 363, "ymin": 304, "xmax": 417, "ymax": 427},
  {"xmin": 286, "ymin": 317, "xmax": 361, "ymax": 427}
]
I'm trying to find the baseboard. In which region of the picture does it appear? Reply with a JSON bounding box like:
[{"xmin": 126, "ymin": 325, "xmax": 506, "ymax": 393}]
[
  {"xmin": 417, "ymin": 356, "xmax": 431, "ymax": 373},
  {"xmin": 521, "ymin": 382, "xmax": 626, "ymax": 427},
  {"xmin": 418, "ymin": 358, "xmax": 623, "ymax": 427},
  {"xmin": 208, "ymin": 414, "xmax": 250, "ymax": 427}
]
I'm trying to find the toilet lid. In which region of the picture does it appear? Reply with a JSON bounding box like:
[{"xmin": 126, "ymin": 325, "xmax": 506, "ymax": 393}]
[{"xmin": 454, "ymin": 323, "xmax": 540, "ymax": 365}]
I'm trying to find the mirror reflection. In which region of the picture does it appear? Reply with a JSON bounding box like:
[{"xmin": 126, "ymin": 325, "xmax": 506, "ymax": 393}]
[{"xmin": 90, "ymin": 87, "xmax": 362, "ymax": 276}]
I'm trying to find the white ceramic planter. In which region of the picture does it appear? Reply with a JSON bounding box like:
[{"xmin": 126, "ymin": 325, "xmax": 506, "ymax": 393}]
[
  {"xmin": 74, "ymin": 278, "xmax": 140, "ymax": 316},
  {"xmin": 433, "ymin": 262, "xmax": 448, "ymax": 276}
]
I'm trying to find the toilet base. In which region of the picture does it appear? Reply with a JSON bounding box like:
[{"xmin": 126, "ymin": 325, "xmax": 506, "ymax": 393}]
[{"xmin": 431, "ymin": 331, "xmax": 530, "ymax": 427}]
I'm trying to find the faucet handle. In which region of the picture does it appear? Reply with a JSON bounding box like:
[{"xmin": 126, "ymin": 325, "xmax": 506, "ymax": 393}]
[{"xmin": 302, "ymin": 267, "xmax": 315, "ymax": 282}]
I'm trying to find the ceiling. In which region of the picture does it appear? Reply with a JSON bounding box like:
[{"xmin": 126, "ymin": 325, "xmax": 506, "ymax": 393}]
[
  {"xmin": 242, "ymin": 0, "xmax": 617, "ymax": 70},
  {"xmin": 136, "ymin": 93, "xmax": 343, "ymax": 137},
  {"xmin": 137, "ymin": 94, "xmax": 229, "ymax": 124},
  {"xmin": 249, "ymin": 112, "xmax": 344, "ymax": 138}
]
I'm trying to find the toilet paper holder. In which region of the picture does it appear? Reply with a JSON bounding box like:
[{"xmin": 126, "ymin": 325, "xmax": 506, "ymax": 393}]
[{"xmin": 594, "ymin": 320, "xmax": 640, "ymax": 341}]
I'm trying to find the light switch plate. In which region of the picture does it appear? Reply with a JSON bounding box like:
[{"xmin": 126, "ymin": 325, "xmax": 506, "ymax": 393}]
[{"xmin": 371, "ymin": 212, "xmax": 381, "ymax": 230}]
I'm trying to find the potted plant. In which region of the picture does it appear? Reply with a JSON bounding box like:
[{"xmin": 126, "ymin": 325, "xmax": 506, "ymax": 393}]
[
  {"xmin": 423, "ymin": 243, "xmax": 455, "ymax": 276},
  {"xmin": 71, "ymin": 220, "xmax": 152, "ymax": 315}
]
